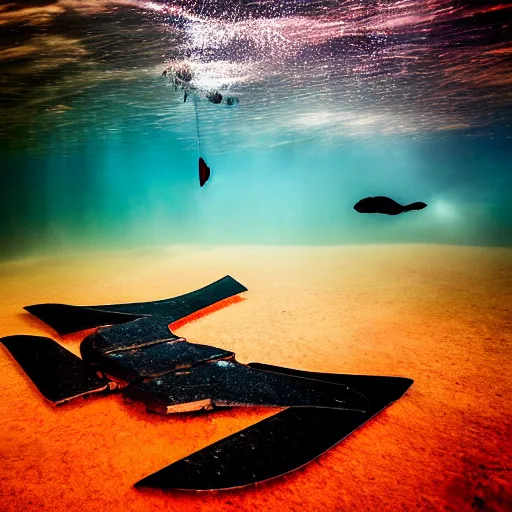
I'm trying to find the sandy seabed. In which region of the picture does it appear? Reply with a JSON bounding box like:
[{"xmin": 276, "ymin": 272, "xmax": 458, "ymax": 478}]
[{"xmin": 0, "ymin": 244, "xmax": 510, "ymax": 512}]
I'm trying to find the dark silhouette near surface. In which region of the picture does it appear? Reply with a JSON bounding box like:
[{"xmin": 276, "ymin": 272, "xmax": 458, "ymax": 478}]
[
  {"xmin": 225, "ymin": 96, "xmax": 240, "ymax": 106},
  {"xmin": 162, "ymin": 63, "xmax": 194, "ymax": 103},
  {"xmin": 354, "ymin": 196, "xmax": 427, "ymax": 215},
  {"xmin": 206, "ymin": 91, "xmax": 223, "ymax": 104},
  {"xmin": 199, "ymin": 157, "xmax": 210, "ymax": 187}
]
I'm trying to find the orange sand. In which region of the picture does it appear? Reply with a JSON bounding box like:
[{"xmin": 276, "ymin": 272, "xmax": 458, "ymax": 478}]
[{"xmin": 0, "ymin": 245, "xmax": 510, "ymax": 512}]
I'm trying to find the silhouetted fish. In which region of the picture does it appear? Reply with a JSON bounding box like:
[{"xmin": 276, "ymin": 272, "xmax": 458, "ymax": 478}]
[
  {"xmin": 354, "ymin": 196, "xmax": 427, "ymax": 215},
  {"xmin": 199, "ymin": 157, "xmax": 210, "ymax": 187}
]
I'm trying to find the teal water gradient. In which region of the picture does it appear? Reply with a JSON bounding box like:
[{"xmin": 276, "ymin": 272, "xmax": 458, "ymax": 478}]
[
  {"xmin": 1, "ymin": 1, "xmax": 511, "ymax": 259},
  {"xmin": 2, "ymin": 124, "xmax": 511, "ymax": 259}
]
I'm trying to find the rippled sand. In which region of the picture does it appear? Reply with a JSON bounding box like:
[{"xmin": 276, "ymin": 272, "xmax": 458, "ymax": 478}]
[{"xmin": 0, "ymin": 245, "xmax": 510, "ymax": 512}]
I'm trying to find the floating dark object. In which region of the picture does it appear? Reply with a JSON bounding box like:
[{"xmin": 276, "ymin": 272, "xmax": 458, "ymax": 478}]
[
  {"xmin": 206, "ymin": 91, "xmax": 223, "ymax": 104},
  {"xmin": 163, "ymin": 63, "xmax": 193, "ymax": 84},
  {"xmin": 162, "ymin": 64, "xmax": 237, "ymax": 108},
  {"xmin": 225, "ymin": 96, "xmax": 239, "ymax": 106},
  {"xmin": 199, "ymin": 157, "xmax": 210, "ymax": 187},
  {"xmin": 136, "ymin": 363, "xmax": 413, "ymax": 490},
  {"xmin": 0, "ymin": 275, "xmax": 413, "ymax": 489},
  {"xmin": 163, "ymin": 62, "xmax": 195, "ymax": 104},
  {"xmin": 354, "ymin": 196, "xmax": 427, "ymax": 215},
  {"xmin": 177, "ymin": 68, "xmax": 193, "ymax": 84}
]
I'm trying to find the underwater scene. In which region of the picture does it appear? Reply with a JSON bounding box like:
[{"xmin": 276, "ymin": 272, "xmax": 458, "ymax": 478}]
[{"xmin": 0, "ymin": 1, "xmax": 511, "ymax": 511}]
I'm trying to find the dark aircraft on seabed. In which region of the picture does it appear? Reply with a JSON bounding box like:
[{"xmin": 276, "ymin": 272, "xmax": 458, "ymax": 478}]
[{"xmin": 0, "ymin": 276, "xmax": 413, "ymax": 491}]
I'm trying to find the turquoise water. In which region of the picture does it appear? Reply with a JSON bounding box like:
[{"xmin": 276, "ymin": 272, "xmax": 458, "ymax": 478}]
[{"xmin": 1, "ymin": 1, "xmax": 511, "ymax": 258}]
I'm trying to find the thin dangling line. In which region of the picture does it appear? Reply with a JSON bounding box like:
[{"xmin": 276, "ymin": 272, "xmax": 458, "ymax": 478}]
[
  {"xmin": 194, "ymin": 40, "xmax": 205, "ymax": 156},
  {"xmin": 194, "ymin": 94, "xmax": 201, "ymax": 154}
]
